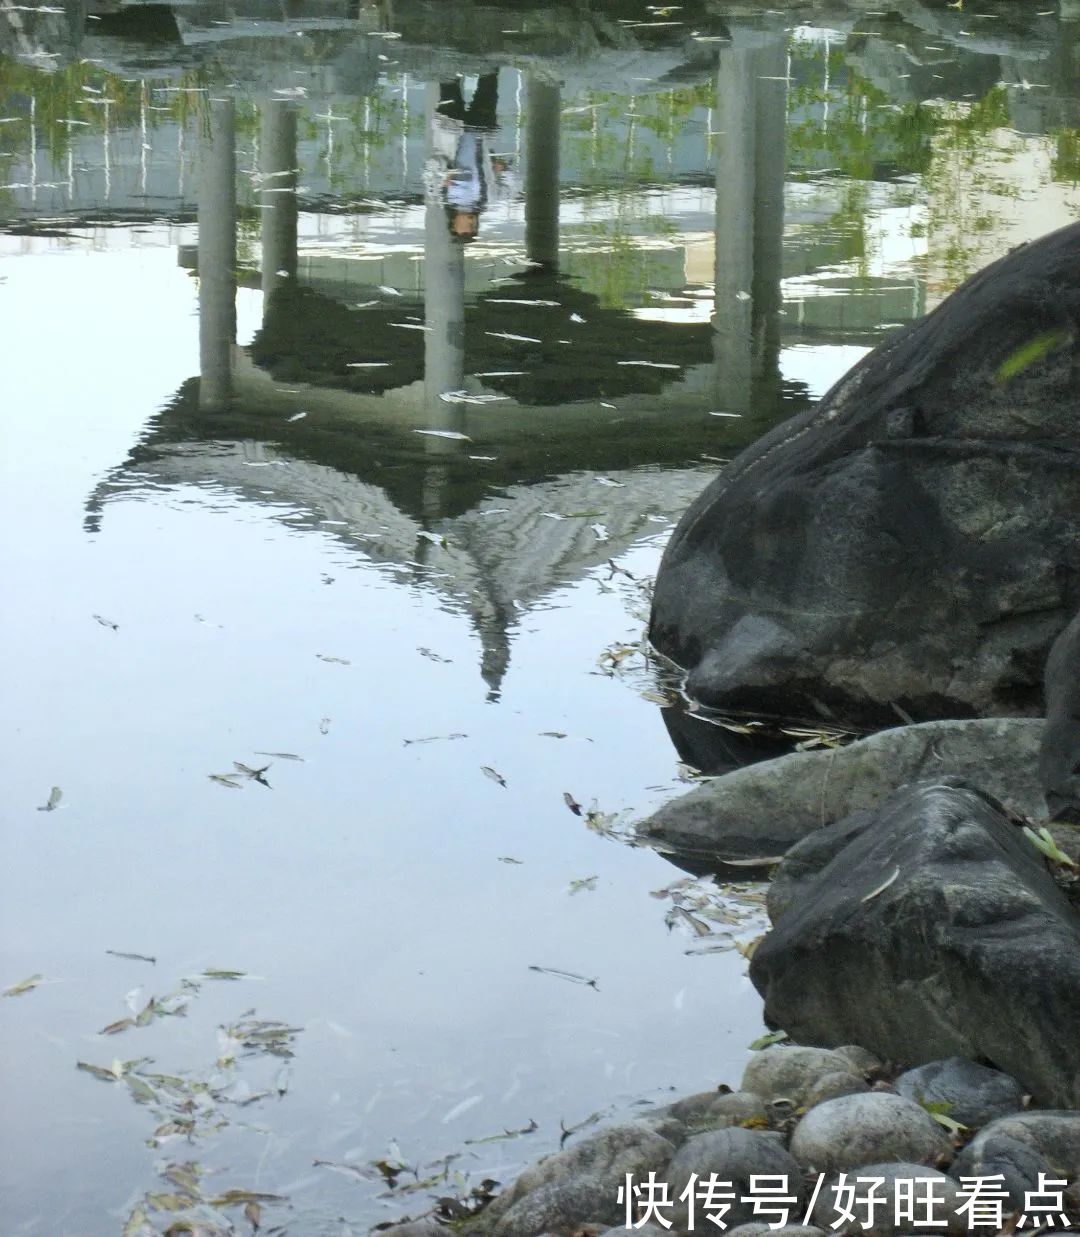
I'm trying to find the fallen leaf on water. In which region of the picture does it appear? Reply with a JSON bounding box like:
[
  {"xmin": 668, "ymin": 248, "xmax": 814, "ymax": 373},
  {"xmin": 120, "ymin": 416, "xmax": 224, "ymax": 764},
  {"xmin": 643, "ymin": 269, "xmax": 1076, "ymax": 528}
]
[
  {"xmin": 748, "ymin": 1030, "xmax": 789, "ymax": 1051},
  {"xmin": 563, "ymin": 792, "xmax": 582, "ymax": 816},
  {"xmin": 568, "ymin": 876, "xmax": 598, "ymax": 895},
  {"xmin": 77, "ymin": 1060, "xmax": 122, "ymax": 1082},
  {"xmin": 481, "ymin": 766, "xmax": 507, "ymax": 788},
  {"xmin": 93, "ymin": 614, "xmax": 119, "ymax": 630},
  {"xmin": 403, "ymin": 733, "xmax": 467, "ymax": 746},
  {"xmin": 3, "ymin": 973, "xmax": 43, "ymax": 998},
  {"xmin": 313, "ymin": 1158, "xmax": 377, "ymax": 1183},
  {"xmin": 106, "ymin": 950, "xmax": 156, "ymax": 964},
  {"xmin": 413, "ymin": 429, "xmax": 471, "ymax": 441},
  {"xmin": 127, "ymin": 1074, "xmax": 158, "ymax": 1104},
  {"xmin": 498, "ymin": 856, "xmax": 523, "ymax": 865},
  {"xmin": 734, "ymin": 935, "xmax": 764, "ymax": 960},
  {"xmin": 37, "ymin": 786, "xmax": 62, "ymax": 812},
  {"xmin": 208, "ymin": 774, "xmax": 242, "ymax": 790},
  {"xmin": 245, "ymin": 1200, "xmax": 262, "ymax": 1229},
  {"xmin": 541, "ymin": 731, "xmax": 567, "ymax": 739},
  {"xmin": 319, "ymin": 718, "xmax": 331, "ymax": 734},
  {"xmin": 135, "ymin": 997, "xmax": 157, "ymax": 1027},
  {"xmin": 210, "ymin": 1189, "xmax": 284, "ymax": 1207},
  {"xmin": 465, "ymin": 1118, "xmax": 538, "ymax": 1145},
  {"xmin": 640, "ymin": 689, "xmax": 675, "ymax": 706},
  {"xmin": 100, "ymin": 1017, "xmax": 134, "ymax": 1035},
  {"xmin": 254, "ymin": 751, "xmax": 304, "ymax": 761},
  {"xmin": 202, "ymin": 968, "xmax": 246, "ymax": 980},
  {"xmin": 316, "ymin": 654, "xmax": 351, "ymax": 665},
  {"xmin": 528, "ymin": 965, "xmax": 599, "ymax": 990}
]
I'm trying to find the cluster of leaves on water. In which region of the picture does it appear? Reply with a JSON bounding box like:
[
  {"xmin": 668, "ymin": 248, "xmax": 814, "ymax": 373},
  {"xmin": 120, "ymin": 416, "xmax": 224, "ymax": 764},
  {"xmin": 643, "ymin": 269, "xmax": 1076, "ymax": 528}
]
[
  {"xmin": 65, "ymin": 965, "xmax": 300, "ymax": 1235},
  {"xmin": 650, "ymin": 875, "xmax": 770, "ymax": 958}
]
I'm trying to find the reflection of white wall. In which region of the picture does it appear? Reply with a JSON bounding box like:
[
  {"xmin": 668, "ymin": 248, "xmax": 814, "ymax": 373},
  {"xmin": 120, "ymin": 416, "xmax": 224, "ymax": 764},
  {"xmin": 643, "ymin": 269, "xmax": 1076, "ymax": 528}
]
[{"xmin": 925, "ymin": 128, "xmax": 1080, "ymax": 305}]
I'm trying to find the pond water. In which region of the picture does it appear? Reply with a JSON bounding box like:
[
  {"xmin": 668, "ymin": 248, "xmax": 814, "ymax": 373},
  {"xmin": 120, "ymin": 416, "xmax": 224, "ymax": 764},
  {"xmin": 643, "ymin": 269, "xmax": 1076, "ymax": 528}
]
[{"xmin": 1, "ymin": 1, "xmax": 1078, "ymax": 1233}]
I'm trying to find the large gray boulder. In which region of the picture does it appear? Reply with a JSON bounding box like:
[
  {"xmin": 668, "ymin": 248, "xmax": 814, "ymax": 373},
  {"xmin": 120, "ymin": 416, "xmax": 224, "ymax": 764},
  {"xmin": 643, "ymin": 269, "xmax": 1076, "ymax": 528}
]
[
  {"xmin": 649, "ymin": 221, "xmax": 1080, "ymax": 730},
  {"xmin": 1041, "ymin": 608, "xmax": 1080, "ymax": 824},
  {"xmin": 639, "ymin": 718, "xmax": 1045, "ymax": 867},
  {"xmin": 748, "ymin": 779, "xmax": 1080, "ymax": 1108}
]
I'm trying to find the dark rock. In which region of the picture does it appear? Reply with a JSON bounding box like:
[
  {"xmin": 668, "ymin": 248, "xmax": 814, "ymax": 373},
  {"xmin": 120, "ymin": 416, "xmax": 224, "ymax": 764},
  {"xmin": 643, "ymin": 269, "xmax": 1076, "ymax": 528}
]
[
  {"xmin": 749, "ymin": 780, "xmax": 1080, "ymax": 1108},
  {"xmin": 950, "ymin": 1112, "xmax": 1080, "ymax": 1208},
  {"xmin": 665, "ymin": 1127, "xmax": 804, "ymax": 1229},
  {"xmin": 810, "ymin": 1163, "xmax": 966, "ymax": 1233},
  {"xmin": 660, "ymin": 1089, "xmax": 768, "ymax": 1133},
  {"xmin": 894, "ymin": 1058, "xmax": 1025, "ymax": 1128},
  {"xmin": 481, "ymin": 1122, "xmax": 675, "ymax": 1237},
  {"xmin": 1041, "ymin": 609, "xmax": 1080, "ymax": 823},
  {"xmin": 726, "ymin": 1228, "xmax": 824, "ymax": 1237},
  {"xmin": 788, "ymin": 1093, "xmax": 950, "ymax": 1173},
  {"xmin": 649, "ymin": 221, "xmax": 1080, "ymax": 729},
  {"xmin": 639, "ymin": 718, "xmax": 1045, "ymax": 870}
]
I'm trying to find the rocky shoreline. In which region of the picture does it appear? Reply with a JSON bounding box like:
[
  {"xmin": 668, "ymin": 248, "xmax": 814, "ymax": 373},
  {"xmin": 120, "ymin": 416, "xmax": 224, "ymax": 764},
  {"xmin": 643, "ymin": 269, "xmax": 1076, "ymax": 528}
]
[
  {"xmin": 388, "ymin": 1046, "xmax": 1079, "ymax": 1237},
  {"xmin": 385, "ymin": 223, "xmax": 1080, "ymax": 1237}
]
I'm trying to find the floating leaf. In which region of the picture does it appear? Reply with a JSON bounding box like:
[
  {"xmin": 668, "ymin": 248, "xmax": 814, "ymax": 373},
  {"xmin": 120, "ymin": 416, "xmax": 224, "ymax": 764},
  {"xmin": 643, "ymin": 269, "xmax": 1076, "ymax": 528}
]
[
  {"xmin": 127, "ymin": 1074, "xmax": 158, "ymax": 1104},
  {"xmin": 202, "ymin": 968, "xmax": 246, "ymax": 981},
  {"xmin": 106, "ymin": 950, "xmax": 156, "ymax": 965},
  {"xmin": 254, "ymin": 751, "xmax": 304, "ymax": 761},
  {"xmin": 748, "ymin": 1030, "xmax": 789, "ymax": 1051},
  {"xmin": 210, "ymin": 1190, "xmax": 283, "ymax": 1207},
  {"xmin": 37, "ymin": 786, "xmax": 62, "ymax": 812},
  {"xmin": 244, "ymin": 1200, "xmax": 262, "ymax": 1229},
  {"xmin": 135, "ymin": 997, "xmax": 157, "ymax": 1027},
  {"xmin": 92, "ymin": 614, "xmax": 119, "ymax": 630},
  {"xmin": 568, "ymin": 876, "xmax": 598, "ymax": 895},
  {"xmin": 563, "ymin": 792, "xmax": 583, "ymax": 817},
  {"xmin": 3, "ymin": 973, "xmax": 43, "ymax": 997},
  {"xmin": 541, "ymin": 731, "xmax": 567, "ymax": 739},
  {"xmin": 208, "ymin": 774, "xmax": 242, "ymax": 790},
  {"xmin": 498, "ymin": 856, "xmax": 522, "ymax": 865},
  {"xmin": 77, "ymin": 1060, "xmax": 122, "ymax": 1082},
  {"xmin": 100, "ymin": 1018, "xmax": 134, "ymax": 1035},
  {"xmin": 528, "ymin": 965, "xmax": 599, "ymax": 990},
  {"xmin": 316, "ymin": 654, "xmax": 351, "ymax": 665},
  {"xmin": 481, "ymin": 766, "xmax": 507, "ymax": 788}
]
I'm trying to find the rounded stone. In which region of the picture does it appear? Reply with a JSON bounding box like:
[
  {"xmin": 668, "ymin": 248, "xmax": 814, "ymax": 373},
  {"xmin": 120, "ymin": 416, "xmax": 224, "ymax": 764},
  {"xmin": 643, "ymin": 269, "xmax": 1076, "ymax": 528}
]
[
  {"xmin": 894, "ymin": 1057, "xmax": 1024, "ymax": 1129},
  {"xmin": 805, "ymin": 1071, "xmax": 870, "ymax": 1109},
  {"xmin": 666, "ymin": 1127, "xmax": 805, "ymax": 1228},
  {"xmin": 742, "ymin": 1047, "xmax": 867, "ymax": 1107},
  {"xmin": 789, "ymin": 1093, "xmax": 951, "ymax": 1173}
]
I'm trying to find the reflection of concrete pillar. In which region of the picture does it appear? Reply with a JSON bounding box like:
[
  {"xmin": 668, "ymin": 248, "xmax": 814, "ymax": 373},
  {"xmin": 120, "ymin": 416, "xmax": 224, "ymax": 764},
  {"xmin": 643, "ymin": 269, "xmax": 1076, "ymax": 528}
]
[
  {"xmin": 260, "ymin": 100, "xmax": 298, "ymax": 312},
  {"xmin": 712, "ymin": 34, "xmax": 787, "ymax": 414},
  {"xmin": 198, "ymin": 97, "xmax": 236, "ymax": 412},
  {"xmin": 424, "ymin": 83, "xmax": 468, "ymax": 420},
  {"xmin": 712, "ymin": 46, "xmax": 755, "ymax": 414},
  {"xmin": 524, "ymin": 77, "xmax": 560, "ymax": 272},
  {"xmin": 752, "ymin": 35, "xmax": 787, "ymax": 394}
]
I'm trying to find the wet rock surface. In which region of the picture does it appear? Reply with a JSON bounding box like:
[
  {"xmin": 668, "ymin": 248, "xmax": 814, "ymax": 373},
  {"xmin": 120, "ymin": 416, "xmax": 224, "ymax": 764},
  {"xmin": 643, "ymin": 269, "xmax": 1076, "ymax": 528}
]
[
  {"xmin": 638, "ymin": 718, "xmax": 1045, "ymax": 868},
  {"xmin": 1041, "ymin": 609, "xmax": 1080, "ymax": 825},
  {"xmin": 450, "ymin": 1048, "xmax": 1079, "ymax": 1237},
  {"xmin": 894, "ymin": 1058, "xmax": 1025, "ymax": 1129},
  {"xmin": 649, "ymin": 221, "xmax": 1080, "ymax": 730},
  {"xmin": 749, "ymin": 780, "xmax": 1080, "ymax": 1108}
]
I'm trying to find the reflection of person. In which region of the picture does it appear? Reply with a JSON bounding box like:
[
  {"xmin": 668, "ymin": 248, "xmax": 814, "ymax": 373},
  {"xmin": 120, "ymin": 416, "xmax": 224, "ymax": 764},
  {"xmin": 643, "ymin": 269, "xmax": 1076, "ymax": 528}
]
[{"xmin": 426, "ymin": 74, "xmax": 511, "ymax": 242}]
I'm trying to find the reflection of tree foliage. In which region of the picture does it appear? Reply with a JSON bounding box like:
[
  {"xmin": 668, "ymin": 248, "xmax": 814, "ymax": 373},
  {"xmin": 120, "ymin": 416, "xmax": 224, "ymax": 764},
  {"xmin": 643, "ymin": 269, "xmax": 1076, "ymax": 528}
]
[{"xmin": 1052, "ymin": 129, "xmax": 1080, "ymax": 184}]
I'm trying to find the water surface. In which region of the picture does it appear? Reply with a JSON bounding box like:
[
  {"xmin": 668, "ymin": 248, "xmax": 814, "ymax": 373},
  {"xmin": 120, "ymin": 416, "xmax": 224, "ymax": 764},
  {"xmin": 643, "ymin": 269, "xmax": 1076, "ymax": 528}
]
[{"xmin": 1, "ymin": 1, "xmax": 1078, "ymax": 1232}]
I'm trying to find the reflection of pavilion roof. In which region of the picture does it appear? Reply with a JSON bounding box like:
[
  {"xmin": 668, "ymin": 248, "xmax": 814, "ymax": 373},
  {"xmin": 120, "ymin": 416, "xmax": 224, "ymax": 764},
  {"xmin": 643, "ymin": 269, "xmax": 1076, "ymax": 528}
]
[
  {"xmin": 86, "ymin": 434, "xmax": 713, "ymax": 697},
  {"xmin": 251, "ymin": 274, "xmax": 717, "ymax": 404}
]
